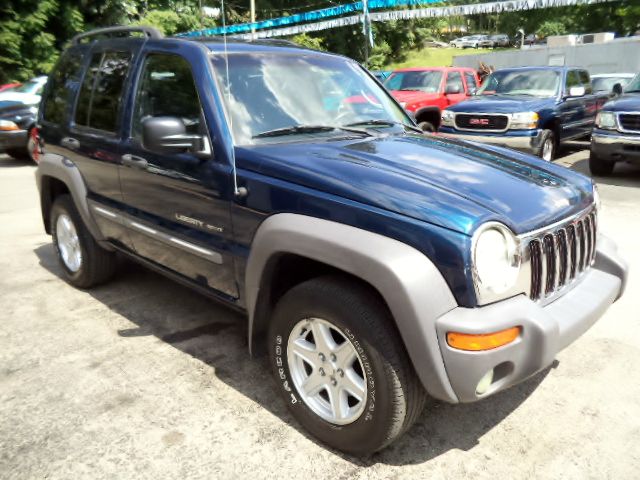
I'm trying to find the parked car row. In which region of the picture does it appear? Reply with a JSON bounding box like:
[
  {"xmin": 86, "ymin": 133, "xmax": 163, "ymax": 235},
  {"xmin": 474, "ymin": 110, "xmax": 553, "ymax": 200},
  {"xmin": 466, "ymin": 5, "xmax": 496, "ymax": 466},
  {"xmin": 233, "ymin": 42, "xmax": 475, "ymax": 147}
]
[
  {"xmin": 380, "ymin": 64, "xmax": 638, "ymax": 172},
  {"xmin": 450, "ymin": 33, "xmax": 511, "ymax": 48}
]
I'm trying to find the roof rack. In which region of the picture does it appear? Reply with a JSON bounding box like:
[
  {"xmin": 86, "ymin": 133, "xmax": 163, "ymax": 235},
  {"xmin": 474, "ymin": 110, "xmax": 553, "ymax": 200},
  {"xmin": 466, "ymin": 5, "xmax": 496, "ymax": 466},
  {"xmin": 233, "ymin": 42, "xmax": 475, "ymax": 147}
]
[{"xmin": 72, "ymin": 26, "xmax": 163, "ymax": 45}]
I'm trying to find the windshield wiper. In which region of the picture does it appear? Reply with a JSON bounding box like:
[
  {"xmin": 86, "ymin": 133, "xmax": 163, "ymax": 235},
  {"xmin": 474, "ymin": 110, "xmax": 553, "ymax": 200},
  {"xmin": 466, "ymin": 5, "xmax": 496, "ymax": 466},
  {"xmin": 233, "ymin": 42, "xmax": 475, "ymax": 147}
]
[
  {"xmin": 252, "ymin": 124, "xmax": 372, "ymax": 139},
  {"xmin": 345, "ymin": 119, "xmax": 423, "ymax": 134}
]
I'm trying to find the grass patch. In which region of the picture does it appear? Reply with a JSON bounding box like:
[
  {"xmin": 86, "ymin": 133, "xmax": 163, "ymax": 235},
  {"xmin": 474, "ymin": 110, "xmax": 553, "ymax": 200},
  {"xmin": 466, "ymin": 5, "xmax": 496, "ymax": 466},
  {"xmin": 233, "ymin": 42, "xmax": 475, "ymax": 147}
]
[{"xmin": 385, "ymin": 47, "xmax": 494, "ymax": 70}]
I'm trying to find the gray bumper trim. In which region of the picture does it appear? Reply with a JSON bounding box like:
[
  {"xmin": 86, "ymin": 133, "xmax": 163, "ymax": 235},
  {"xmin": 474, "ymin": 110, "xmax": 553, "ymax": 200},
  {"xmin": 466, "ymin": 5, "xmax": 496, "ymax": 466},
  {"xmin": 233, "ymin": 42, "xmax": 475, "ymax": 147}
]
[
  {"xmin": 592, "ymin": 132, "xmax": 640, "ymax": 145},
  {"xmin": 434, "ymin": 234, "xmax": 627, "ymax": 403},
  {"xmin": 439, "ymin": 131, "xmax": 541, "ymax": 150}
]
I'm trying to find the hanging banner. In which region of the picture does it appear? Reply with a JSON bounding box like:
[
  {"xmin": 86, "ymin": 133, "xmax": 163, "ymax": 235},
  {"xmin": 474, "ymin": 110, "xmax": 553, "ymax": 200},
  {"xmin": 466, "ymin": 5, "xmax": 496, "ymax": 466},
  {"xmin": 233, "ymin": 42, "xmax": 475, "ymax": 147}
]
[
  {"xmin": 179, "ymin": 0, "xmax": 443, "ymax": 36},
  {"xmin": 226, "ymin": 0, "xmax": 617, "ymax": 39}
]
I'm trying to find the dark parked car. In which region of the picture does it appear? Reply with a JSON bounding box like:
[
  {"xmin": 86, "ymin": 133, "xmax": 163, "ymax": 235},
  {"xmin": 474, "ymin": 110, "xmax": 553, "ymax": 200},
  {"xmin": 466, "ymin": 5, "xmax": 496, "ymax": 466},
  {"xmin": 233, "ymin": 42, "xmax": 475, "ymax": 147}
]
[
  {"xmin": 590, "ymin": 73, "xmax": 635, "ymax": 94},
  {"xmin": 440, "ymin": 67, "xmax": 609, "ymax": 160},
  {"xmin": 590, "ymin": 73, "xmax": 640, "ymax": 175},
  {"xmin": 0, "ymin": 100, "xmax": 40, "ymax": 161},
  {"xmin": 36, "ymin": 26, "xmax": 627, "ymax": 455}
]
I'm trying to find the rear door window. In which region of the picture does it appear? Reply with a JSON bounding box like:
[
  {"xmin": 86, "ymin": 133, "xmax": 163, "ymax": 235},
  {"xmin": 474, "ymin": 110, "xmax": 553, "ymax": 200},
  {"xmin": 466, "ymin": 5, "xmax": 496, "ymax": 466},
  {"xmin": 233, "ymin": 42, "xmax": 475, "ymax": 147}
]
[
  {"xmin": 579, "ymin": 70, "xmax": 593, "ymax": 94},
  {"xmin": 446, "ymin": 71, "xmax": 464, "ymax": 93},
  {"xmin": 75, "ymin": 51, "xmax": 132, "ymax": 133}
]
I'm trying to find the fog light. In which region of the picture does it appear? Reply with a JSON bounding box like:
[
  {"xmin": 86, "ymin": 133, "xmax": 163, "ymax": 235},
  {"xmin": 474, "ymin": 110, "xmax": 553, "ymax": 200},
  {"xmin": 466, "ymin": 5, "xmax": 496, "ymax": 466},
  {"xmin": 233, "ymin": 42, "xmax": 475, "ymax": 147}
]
[{"xmin": 476, "ymin": 369, "xmax": 495, "ymax": 395}]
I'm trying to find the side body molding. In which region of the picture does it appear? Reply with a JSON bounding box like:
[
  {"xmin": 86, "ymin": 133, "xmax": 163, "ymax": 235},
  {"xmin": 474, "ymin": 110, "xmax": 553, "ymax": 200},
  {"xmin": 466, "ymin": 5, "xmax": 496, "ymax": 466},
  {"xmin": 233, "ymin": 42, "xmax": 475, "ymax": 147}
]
[
  {"xmin": 245, "ymin": 213, "xmax": 460, "ymax": 403},
  {"xmin": 36, "ymin": 154, "xmax": 110, "ymax": 248}
]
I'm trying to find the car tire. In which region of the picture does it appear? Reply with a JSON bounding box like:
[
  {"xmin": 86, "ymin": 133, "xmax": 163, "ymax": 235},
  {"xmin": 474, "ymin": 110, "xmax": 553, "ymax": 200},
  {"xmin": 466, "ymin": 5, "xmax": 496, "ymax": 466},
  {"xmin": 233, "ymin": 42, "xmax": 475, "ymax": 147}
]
[
  {"xmin": 7, "ymin": 127, "xmax": 38, "ymax": 162},
  {"xmin": 536, "ymin": 129, "xmax": 557, "ymax": 161},
  {"xmin": 588, "ymin": 151, "xmax": 615, "ymax": 176},
  {"xmin": 51, "ymin": 194, "xmax": 117, "ymax": 288},
  {"xmin": 268, "ymin": 275, "xmax": 426, "ymax": 455},
  {"xmin": 418, "ymin": 121, "xmax": 436, "ymax": 133}
]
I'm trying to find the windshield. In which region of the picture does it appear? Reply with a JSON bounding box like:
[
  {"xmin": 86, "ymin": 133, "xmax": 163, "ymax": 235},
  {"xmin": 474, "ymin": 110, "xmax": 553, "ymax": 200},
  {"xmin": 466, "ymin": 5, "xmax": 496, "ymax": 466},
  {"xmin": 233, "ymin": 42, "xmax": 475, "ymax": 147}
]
[
  {"xmin": 478, "ymin": 69, "xmax": 560, "ymax": 97},
  {"xmin": 211, "ymin": 53, "xmax": 410, "ymax": 146},
  {"xmin": 592, "ymin": 76, "xmax": 632, "ymax": 92},
  {"xmin": 624, "ymin": 74, "xmax": 640, "ymax": 93},
  {"xmin": 12, "ymin": 80, "xmax": 44, "ymax": 95},
  {"xmin": 384, "ymin": 70, "xmax": 443, "ymax": 93}
]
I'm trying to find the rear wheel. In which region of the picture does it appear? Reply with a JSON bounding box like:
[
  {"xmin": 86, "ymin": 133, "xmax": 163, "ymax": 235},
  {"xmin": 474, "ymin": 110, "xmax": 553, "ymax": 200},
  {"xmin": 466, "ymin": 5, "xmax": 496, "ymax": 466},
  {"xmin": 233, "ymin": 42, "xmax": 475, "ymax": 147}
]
[
  {"xmin": 51, "ymin": 194, "xmax": 117, "ymax": 288},
  {"xmin": 268, "ymin": 275, "xmax": 426, "ymax": 455},
  {"xmin": 589, "ymin": 151, "xmax": 615, "ymax": 176}
]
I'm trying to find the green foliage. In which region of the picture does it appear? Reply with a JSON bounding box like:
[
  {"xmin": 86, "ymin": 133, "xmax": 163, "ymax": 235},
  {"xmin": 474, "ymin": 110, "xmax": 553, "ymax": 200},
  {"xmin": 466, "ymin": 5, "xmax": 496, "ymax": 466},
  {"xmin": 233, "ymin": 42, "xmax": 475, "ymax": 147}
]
[
  {"xmin": 290, "ymin": 33, "xmax": 326, "ymax": 51},
  {"xmin": 537, "ymin": 20, "xmax": 567, "ymax": 38}
]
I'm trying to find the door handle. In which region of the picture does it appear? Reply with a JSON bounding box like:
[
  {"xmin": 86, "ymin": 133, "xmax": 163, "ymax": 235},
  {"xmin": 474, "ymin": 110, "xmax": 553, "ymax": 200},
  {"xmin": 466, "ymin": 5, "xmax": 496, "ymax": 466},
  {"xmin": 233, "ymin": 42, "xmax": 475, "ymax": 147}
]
[
  {"xmin": 121, "ymin": 154, "xmax": 148, "ymax": 169},
  {"xmin": 61, "ymin": 137, "xmax": 80, "ymax": 149}
]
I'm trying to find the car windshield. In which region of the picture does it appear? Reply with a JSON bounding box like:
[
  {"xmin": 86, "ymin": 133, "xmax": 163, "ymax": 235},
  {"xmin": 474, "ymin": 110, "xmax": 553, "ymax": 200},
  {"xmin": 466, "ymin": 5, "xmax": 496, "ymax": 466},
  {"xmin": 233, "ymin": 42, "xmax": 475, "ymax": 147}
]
[
  {"xmin": 592, "ymin": 76, "xmax": 632, "ymax": 92},
  {"xmin": 623, "ymin": 74, "xmax": 640, "ymax": 93},
  {"xmin": 384, "ymin": 70, "xmax": 443, "ymax": 93},
  {"xmin": 478, "ymin": 69, "xmax": 560, "ymax": 97},
  {"xmin": 12, "ymin": 80, "xmax": 43, "ymax": 94},
  {"xmin": 211, "ymin": 53, "xmax": 411, "ymax": 146}
]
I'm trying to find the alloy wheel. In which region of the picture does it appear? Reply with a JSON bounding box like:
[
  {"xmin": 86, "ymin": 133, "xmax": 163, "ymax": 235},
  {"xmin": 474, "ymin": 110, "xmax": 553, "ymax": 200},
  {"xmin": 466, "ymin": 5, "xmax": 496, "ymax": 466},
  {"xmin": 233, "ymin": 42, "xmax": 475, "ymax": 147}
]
[{"xmin": 56, "ymin": 213, "xmax": 82, "ymax": 272}]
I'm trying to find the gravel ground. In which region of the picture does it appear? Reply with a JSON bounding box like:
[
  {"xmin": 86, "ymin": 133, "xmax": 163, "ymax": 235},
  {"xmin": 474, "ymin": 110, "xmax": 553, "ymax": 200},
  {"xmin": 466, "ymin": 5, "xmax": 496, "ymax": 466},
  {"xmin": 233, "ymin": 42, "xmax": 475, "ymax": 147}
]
[{"xmin": 1, "ymin": 147, "xmax": 639, "ymax": 479}]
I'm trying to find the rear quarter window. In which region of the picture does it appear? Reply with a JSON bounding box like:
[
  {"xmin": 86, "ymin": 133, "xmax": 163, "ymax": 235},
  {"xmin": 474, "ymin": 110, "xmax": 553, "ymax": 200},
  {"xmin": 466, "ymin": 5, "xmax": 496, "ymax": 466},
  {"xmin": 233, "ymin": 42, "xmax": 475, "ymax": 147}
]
[{"xmin": 42, "ymin": 51, "xmax": 85, "ymax": 125}]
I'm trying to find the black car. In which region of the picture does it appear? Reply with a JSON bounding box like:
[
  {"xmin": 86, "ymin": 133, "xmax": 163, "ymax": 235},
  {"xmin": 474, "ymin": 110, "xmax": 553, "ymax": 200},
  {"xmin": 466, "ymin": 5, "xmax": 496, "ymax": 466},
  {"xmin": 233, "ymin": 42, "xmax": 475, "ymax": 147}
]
[{"xmin": 0, "ymin": 100, "xmax": 39, "ymax": 161}]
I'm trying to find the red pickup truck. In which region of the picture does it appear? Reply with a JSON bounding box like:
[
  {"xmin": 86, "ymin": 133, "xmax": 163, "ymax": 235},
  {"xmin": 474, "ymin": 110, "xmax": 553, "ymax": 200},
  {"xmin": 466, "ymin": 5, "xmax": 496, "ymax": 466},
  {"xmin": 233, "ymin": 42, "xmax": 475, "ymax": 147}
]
[{"xmin": 384, "ymin": 67, "xmax": 480, "ymax": 131}]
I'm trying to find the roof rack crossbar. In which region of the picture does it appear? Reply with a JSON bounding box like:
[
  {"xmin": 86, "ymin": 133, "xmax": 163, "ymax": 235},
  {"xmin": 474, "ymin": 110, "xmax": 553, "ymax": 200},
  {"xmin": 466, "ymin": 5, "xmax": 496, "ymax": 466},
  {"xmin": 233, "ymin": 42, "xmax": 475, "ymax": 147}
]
[{"xmin": 72, "ymin": 26, "xmax": 163, "ymax": 45}]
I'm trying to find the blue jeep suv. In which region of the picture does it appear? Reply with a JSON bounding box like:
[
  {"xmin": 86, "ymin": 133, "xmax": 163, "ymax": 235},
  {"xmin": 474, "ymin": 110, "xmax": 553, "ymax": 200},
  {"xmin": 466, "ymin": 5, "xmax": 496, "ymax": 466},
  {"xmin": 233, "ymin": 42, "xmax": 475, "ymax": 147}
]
[{"xmin": 36, "ymin": 27, "xmax": 628, "ymax": 455}]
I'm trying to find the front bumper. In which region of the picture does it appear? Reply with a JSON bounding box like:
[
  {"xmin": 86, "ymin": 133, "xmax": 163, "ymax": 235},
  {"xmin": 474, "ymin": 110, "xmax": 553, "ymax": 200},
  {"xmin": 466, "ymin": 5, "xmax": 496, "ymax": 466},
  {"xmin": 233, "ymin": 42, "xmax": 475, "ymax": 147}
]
[
  {"xmin": 591, "ymin": 129, "xmax": 640, "ymax": 163},
  {"xmin": 0, "ymin": 129, "xmax": 28, "ymax": 152},
  {"xmin": 433, "ymin": 234, "xmax": 627, "ymax": 403},
  {"xmin": 439, "ymin": 127, "xmax": 543, "ymax": 153}
]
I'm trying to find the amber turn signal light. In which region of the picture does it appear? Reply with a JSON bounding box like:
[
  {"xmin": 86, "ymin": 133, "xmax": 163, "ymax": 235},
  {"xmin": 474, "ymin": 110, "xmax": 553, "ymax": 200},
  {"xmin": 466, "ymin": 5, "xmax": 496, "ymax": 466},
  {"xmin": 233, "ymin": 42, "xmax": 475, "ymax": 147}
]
[{"xmin": 447, "ymin": 326, "xmax": 521, "ymax": 351}]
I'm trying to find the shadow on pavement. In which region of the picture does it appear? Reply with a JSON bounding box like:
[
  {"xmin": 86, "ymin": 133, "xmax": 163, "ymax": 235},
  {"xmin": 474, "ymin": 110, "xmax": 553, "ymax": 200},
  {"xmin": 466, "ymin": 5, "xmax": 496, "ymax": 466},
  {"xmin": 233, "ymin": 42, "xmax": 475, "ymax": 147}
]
[
  {"xmin": 34, "ymin": 243, "xmax": 552, "ymax": 466},
  {"xmin": 569, "ymin": 158, "xmax": 640, "ymax": 187},
  {"xmin": 0, "ymin": 155, "xmax": 33, "ymax": 168}
]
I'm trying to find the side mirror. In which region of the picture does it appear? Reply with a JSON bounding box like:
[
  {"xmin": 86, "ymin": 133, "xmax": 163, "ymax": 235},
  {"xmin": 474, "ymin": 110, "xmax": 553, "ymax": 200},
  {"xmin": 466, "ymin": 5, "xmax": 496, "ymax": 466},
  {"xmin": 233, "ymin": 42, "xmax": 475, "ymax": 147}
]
[
  {"xmin": 142, "ymin": 116, "xmax": 209, "ymax": 155},
  {"xmin": 446, "ymin": 85, "xmax": 461, "ymax": 94},
  {"xmin": 612, "ymin": 83, "xmax": 623, "ymax": 96},
  {"xmin": 568, "ymin": 86, "xmax": 586, "ymax": 97}
]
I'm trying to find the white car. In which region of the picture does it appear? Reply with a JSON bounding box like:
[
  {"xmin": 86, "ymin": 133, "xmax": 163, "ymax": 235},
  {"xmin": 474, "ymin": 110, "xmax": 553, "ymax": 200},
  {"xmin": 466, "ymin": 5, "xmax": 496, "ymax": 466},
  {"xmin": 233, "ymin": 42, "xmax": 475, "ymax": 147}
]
[
  {"xmin": 0, "ymin": 76, "xmax": 48, "ymax": 106},
  {"xmin": 449, "ymin": 36, "xmax": 471, "ymax": 48},
  {"xmin": 461, "ymin": 35, "xmax": 489, "ymax": 49}
]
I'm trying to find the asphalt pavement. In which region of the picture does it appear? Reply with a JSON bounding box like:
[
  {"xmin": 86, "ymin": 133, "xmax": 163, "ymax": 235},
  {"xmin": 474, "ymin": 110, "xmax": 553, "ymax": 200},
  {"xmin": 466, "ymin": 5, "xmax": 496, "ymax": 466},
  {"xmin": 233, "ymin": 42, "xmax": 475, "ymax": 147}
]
[{"xmin": 1, "ymin": 145, "xmax": 639, "ymax": 479}]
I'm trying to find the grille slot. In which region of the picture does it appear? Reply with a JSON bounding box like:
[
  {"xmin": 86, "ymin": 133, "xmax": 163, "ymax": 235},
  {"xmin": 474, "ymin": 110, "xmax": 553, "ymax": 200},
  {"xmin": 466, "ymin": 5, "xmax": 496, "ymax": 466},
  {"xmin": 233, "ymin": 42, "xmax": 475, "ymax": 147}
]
[
  {"xmin": 455, "ymin": 114, "xmax": 509, "ymax": 131},
  {"xmin": 527, "ymin": 210, "xmax": 597, "ymax": 301},
  {"xmin": 618, "ymin": 113, "xmax": 640, "ymax": 132}
]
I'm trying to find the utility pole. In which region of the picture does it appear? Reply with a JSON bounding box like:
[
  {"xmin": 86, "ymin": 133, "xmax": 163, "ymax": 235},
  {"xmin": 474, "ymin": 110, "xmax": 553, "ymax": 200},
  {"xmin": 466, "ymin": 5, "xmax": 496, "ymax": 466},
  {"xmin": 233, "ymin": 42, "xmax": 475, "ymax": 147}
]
[{"xmin": 251, "ymin": 0, "xmax": 256, "ymax": 39}]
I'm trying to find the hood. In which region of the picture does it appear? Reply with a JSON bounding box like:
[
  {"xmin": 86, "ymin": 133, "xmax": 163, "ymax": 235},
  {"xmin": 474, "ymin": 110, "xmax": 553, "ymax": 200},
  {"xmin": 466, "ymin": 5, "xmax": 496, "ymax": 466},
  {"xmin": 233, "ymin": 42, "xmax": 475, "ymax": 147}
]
[
  {"xmin": 446, "ymin": 95, "xmax": 556, "ymax": 113},
  {"xmin": 0, "ymin": 92, "xmax": 40, "ymax": 105},
  {"xmin": 602, "ymin": 93, "xmax": 640, "ymax": 112},
  {"xmin": 238, "ymin": 134, "xmax": 594, "ymax": 235},
  {"xmin": 390, "ymin": 90, "xmax": 441, "ymax": 106}
]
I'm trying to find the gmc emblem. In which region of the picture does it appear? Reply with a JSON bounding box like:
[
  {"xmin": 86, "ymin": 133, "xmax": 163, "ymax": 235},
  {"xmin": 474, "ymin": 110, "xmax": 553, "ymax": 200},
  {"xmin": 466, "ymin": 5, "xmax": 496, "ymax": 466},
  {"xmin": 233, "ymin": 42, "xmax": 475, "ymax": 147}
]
[{"xmin": 470, "ymin": 118, "xmax": 490, "ymax": 125}]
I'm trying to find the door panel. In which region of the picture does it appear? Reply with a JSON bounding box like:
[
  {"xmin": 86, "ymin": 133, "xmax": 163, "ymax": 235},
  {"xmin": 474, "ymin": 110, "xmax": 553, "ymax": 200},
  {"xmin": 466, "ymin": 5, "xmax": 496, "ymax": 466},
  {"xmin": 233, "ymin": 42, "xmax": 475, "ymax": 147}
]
[
  {"xmin": 119, "ymin": 52, "xmax": 237, "ymax": 297},
  {"xmin": 445, "ymin": 71, "xmax": 467, "ymax": 105}
]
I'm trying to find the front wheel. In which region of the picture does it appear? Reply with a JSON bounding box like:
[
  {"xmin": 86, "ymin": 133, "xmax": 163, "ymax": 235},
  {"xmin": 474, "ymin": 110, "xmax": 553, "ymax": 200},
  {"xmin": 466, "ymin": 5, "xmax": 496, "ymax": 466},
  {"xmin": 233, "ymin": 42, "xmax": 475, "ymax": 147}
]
[
  {"xmin": 589, "ymin": 151, "xmax": 615, "ymax": 176},
  {"xmin": 536, "ymin": 129, "xmax": 557, "ymax": 161},
  {"xmin": 418, "ymin": 121, "xmax": 435, "ymax": 133},
  {"xmin": 268, "ymin": 275, "xmax": 426, "ymax": 455}
]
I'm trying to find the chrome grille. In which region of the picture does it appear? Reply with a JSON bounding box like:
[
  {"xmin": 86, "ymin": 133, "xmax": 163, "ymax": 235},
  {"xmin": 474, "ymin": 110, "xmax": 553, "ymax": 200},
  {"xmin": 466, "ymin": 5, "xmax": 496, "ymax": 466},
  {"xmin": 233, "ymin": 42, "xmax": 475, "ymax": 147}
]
[
  {"xmin": 618, "ymin": 113, "xmax": 640, "ymax": 133},
  {"xmin": 527, "ymin": 209, "xmax": 597, "ymax": 301}
]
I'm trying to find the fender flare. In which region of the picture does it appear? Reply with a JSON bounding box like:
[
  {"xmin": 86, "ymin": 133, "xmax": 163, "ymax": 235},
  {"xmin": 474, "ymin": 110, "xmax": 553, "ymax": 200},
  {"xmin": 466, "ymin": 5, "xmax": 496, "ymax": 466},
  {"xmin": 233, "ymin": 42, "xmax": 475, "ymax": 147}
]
[
  {"xmin": 36, "ymin": 154, "xmax": 109, "ymax": 245},
  {"xmin": 245, "ymin": 213, "xmax": 460, "ymax": 402}
]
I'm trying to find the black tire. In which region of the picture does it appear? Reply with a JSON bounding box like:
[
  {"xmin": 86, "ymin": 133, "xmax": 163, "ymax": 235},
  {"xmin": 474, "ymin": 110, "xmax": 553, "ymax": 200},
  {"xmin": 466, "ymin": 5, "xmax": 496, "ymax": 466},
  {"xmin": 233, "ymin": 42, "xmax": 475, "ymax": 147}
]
[
  {"xmin": 535, "ymin": 129, "xmax": 557, "ymax": 161},
  {"xmin": 589, "ymin": 151, "xmax": 615, "ymax": 176},
  {"xmin": 268, "ymin": 275, "xmax": 426, "ymax": 455},
  {"xmin": 7, "ymin": 127, "xmax": 37, "ymax": 162},
  {"xmin": 51, "ymin": 194, "xmax": 117, "ymax": 288},
  {"xmin": 418, "ymin": 121, "xmax": 435, "ymax": 133}
]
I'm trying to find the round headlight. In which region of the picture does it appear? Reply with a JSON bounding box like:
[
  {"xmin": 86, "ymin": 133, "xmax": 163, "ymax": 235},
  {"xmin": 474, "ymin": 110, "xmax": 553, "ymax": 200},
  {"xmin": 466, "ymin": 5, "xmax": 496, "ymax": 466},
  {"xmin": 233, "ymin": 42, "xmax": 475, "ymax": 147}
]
[{"xmin": 473, "ymin": 223, "xmax": 521, "ymax": 297}]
